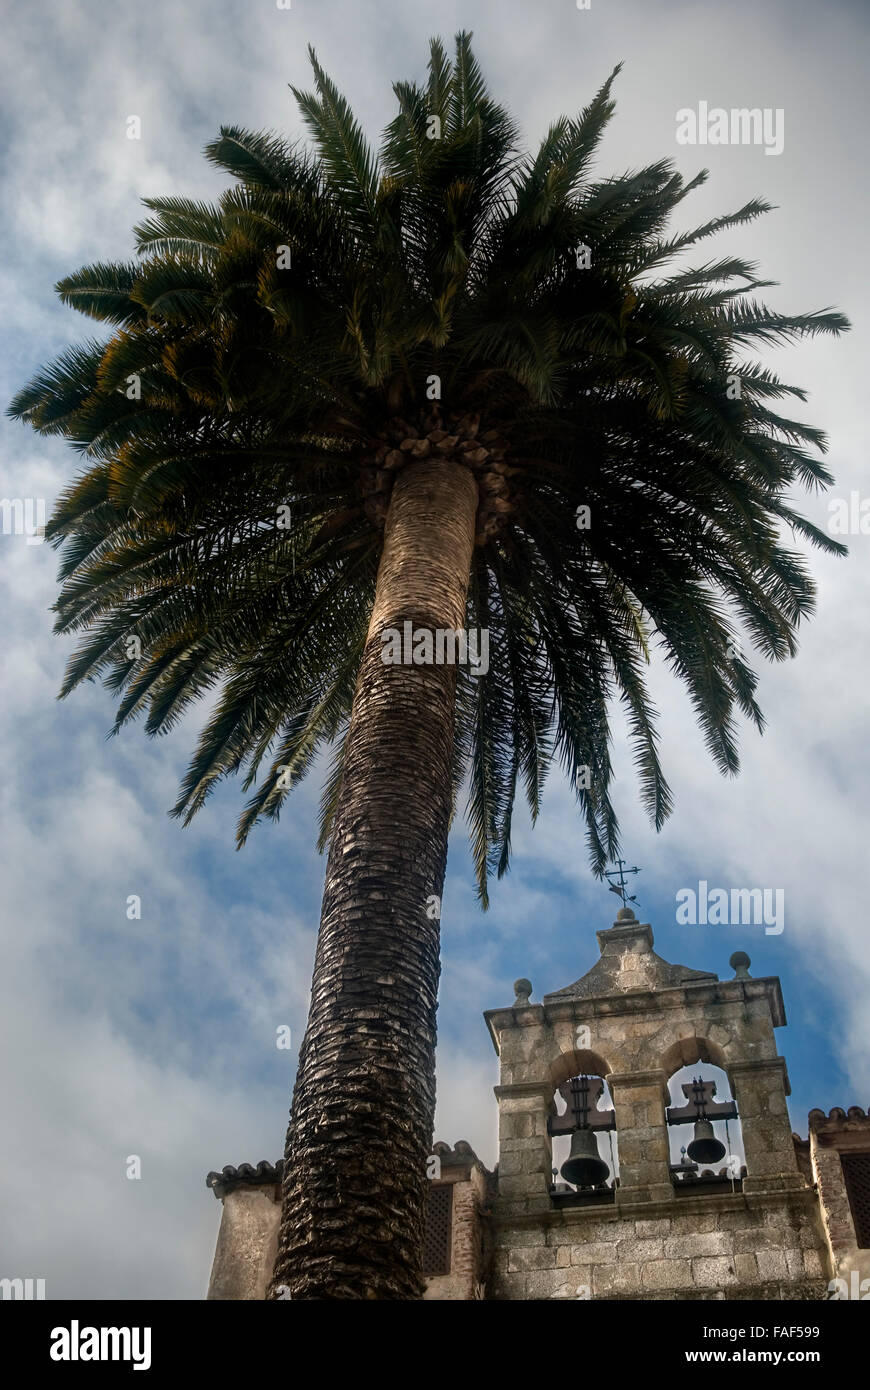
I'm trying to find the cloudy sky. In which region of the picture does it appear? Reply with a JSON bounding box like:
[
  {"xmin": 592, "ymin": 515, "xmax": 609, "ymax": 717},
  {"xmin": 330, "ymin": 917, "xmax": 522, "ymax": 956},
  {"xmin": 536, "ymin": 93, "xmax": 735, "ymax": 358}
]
[{"xmin": 1, "ymin": 0, "xmax": 868, "ymax": 1299}]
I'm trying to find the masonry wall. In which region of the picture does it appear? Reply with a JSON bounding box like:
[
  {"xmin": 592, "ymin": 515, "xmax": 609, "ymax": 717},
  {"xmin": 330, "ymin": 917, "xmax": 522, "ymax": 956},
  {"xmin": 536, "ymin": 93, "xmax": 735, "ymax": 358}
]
[
  {"xmin": 206, "ymin": 1185, "xmax": 281, "ymax": 1300},
  {"xmin": 205, "ymin": 1158, "xmax": 490, "ymax": 1299},
  {"xmin": 423, "ymin": 1162, "xmax": 489, "ymax": 1300},
  {"xmin": 810, "ymin": 1108, "xmax": 870, "ymax": 1292},
  {"xmin": 490, "ymin": 1190, "xmax": 828, "ymax": 1300},
  {"xmin": 485, "ymin": 912, "xmax": 832, "ymax": 1300}
]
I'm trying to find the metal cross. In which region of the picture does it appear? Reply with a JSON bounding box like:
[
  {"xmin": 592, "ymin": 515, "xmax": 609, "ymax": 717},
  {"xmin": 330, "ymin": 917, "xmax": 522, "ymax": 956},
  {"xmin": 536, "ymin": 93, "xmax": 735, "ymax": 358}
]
[
  {"xmin": 666, "ymin": 1077, "xmax": 738, "ymax": 1125},
  {"xmin": 605, "ymin": 858, "xmax": 642, "ymax": 909},
  {"xmin": 548, "ymin": 1075, "xmax": 616, "ymax": 1135}
]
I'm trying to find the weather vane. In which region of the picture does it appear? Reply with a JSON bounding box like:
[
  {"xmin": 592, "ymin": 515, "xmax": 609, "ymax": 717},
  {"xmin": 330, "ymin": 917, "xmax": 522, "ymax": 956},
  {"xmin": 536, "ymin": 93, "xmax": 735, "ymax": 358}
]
[{"xmin": 605, "ymin": 858, "xmax": 642, "ymax": 909}]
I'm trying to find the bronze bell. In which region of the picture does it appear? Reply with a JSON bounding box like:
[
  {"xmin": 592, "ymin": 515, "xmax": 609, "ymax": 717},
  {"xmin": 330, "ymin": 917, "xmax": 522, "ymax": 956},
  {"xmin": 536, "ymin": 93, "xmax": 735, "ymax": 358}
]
[
  {"xmin": 686, "ymin": 1117, "xmax": 726, "ymax": 1165},
  {"xmin": 560, "ymin": 1127, "xmax": 610, "ymax": 1188}
]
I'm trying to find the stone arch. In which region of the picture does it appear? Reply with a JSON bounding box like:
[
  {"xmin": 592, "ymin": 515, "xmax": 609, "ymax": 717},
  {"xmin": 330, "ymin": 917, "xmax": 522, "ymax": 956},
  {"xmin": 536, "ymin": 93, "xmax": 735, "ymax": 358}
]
[
  {"xmin": 548, "ymin": 1047, "xmax": 612, "ymax": 1090},
  {"xmin": 659, "ymin": 1034, "xmax": 729, "ymax": 1078},
  {"xmin": 548, "ymin": 1050, "xmax": 619, "ymax": 1192},
  {"xmin": 660, "ymin": 1036, "xmax": 744, "ymax": 1179}
]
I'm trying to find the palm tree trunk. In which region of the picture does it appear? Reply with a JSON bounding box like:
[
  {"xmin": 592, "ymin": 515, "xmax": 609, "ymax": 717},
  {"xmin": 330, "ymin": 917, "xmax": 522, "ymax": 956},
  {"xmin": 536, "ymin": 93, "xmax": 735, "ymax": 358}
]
[{"xmin": 269, "ymin": 456, "xmax": 479, "ymax": 1299}]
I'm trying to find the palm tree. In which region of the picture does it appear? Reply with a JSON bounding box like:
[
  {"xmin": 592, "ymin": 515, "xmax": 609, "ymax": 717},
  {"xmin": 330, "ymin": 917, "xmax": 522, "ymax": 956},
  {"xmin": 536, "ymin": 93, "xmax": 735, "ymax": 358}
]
[{"xmin": 9, "ymin": 33, "xmax": 848, "ymax": 1299}]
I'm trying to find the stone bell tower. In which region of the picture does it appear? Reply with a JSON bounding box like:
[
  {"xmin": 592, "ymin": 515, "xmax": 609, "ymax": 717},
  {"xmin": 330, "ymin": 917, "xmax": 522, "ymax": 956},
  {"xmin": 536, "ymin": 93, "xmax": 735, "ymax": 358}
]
[{"xmin": 484, "ymin": 906, "xmax": 830, "ymax": 1299}]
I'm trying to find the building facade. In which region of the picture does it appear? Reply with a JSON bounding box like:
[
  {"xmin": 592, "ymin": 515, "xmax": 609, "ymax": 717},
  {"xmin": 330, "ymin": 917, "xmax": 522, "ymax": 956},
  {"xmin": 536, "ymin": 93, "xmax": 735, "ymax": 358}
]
[{"xmin": 206, "ymin": 907, "xmax": 868, "ymax": 1300}]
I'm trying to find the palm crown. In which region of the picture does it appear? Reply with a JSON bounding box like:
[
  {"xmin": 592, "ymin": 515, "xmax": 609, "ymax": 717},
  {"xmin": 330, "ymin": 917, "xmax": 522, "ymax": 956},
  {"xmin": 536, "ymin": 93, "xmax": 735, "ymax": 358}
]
[{"xmin": 10, "ymin": 33, "xmax": 848, "ymax": 901}]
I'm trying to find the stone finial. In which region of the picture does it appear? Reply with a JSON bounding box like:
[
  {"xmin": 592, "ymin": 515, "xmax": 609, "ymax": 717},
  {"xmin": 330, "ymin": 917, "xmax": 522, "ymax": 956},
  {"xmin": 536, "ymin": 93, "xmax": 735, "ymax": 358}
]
[
  {"xmin": 615, "ymin": 906, "xmax": 637, "ymax": 923},
  {"xmin": 513, "ymin": 978, "xmax": 533, "ymax": 1007},
  {"xmin": 729, "ymin": 950, "xmax": 751, "ymax": 979}
]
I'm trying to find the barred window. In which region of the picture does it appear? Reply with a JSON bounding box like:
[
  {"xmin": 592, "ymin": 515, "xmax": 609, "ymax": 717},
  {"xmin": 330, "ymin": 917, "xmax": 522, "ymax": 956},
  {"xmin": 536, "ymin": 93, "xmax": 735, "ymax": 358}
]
[
  {"xmin": 423, "ymin": 1183, "xmax": 453, "ymax": 1275},
  {"xmin": 840, "ymin": 1152, "xmax": 870, "ymax": 1249}
]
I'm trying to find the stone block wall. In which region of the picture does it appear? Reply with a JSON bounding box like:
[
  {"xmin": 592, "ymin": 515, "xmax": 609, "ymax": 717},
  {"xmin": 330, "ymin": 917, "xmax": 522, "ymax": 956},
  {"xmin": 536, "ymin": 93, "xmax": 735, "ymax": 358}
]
[
  {"xmin": 489, "ymin": 1190, "xmax": 828, "ymax": 1300},
  {"xmin": 205, "ymin": 1148, "xmax": 491, "ymax": 1299},
  {"xmin": 484, "ymin": 910, "xmax": 832, "ymax": 1300},
  {"xmin": 206, "ymin": 1181, "xmax": 281, "ymax": 1300},
  {"xmin": 423, "ymin": 1148, "xmax": 490, "ymax": 1299},
  {"xmin": 810, "ymin": 1107, "xmax": 870, "ymax": 1293}
]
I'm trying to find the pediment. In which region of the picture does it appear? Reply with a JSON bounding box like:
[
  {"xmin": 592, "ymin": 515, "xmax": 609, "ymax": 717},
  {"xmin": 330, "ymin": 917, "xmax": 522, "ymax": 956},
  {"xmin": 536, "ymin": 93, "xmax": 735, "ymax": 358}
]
[{"xmin": 543, "ymin": 912, "xmax": 717, "ymax": 1002}]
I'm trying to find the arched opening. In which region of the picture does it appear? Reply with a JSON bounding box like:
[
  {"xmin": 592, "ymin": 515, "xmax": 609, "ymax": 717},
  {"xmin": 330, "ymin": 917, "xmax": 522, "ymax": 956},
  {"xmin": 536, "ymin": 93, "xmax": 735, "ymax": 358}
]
[
  {"xmin": 660, "ymin": 1034, "xmax": 729, "ymax": 1076},
  {"xmin": 547, "ymin": 1050, "xmax": 619, "ymax": 1202},
  {"xmin": 548, "ymin": 1047, "xmax": 611, "ymax": 1090},
  {"xmin": 662, "ymin": 1039, "xmax": 745, "ymax": 1188}
]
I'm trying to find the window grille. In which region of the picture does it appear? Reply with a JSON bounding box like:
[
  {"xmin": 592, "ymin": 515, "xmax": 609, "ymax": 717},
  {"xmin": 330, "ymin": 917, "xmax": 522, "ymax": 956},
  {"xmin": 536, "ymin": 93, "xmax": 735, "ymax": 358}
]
[
  {"xmin": 840, "ymin": 1152, "xmax": 870, "ymax": 1249},
  {"xmin": 423, "ymin": 1183, "xmax": 453, "ymax": 1274}
]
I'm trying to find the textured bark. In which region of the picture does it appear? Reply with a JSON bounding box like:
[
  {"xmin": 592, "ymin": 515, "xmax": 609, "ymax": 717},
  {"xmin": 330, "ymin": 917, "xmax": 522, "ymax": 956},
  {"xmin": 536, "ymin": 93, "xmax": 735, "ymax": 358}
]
[{"xmin": 269, "ymin": 456, "xmax": 479, "ymax": 1299}]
